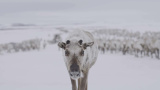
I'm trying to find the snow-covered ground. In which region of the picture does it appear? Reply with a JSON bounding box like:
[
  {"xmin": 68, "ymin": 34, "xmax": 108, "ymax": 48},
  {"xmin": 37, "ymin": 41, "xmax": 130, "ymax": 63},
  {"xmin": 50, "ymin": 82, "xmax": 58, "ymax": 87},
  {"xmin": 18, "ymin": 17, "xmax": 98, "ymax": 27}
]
[
  {"xmin": 0, "ymin": 28, "xmax": 160, "ymax": 90},
  {"xmin": 0, "ymin": 44, "xmax": 160, "ymax": 90}
]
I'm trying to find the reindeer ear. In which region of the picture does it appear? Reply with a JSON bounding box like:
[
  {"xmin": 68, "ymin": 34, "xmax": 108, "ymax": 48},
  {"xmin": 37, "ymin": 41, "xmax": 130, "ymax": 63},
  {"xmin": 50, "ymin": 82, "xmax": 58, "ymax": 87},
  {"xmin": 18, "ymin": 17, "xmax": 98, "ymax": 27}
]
[
  {"xmin": 83, "ymin": 42, "xmax": 94, "ymax": 49},
  {"xmin": 58, "ymin": 42, "xmax": 66, "ymax": 49}
]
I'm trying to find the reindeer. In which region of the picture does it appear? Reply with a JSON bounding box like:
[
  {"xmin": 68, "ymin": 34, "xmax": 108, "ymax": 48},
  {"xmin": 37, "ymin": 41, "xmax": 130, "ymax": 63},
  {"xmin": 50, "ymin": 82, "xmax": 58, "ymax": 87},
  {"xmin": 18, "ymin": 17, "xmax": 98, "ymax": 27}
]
[
  {"xmin": 58, "ymin": 30, "xmax": 98, "ymax": 90},
  {"xmin": 133, "ymin": 40, "xmax": 144, "ymax": 57}
]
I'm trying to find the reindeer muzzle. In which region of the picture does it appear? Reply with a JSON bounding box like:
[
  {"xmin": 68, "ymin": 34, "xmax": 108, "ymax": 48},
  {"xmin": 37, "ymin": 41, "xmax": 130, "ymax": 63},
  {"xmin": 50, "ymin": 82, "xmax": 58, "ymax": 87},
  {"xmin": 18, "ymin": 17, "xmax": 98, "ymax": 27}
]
[{"xmin": 69, "ymin": 63, "xmax": 80, "ymax": 80}]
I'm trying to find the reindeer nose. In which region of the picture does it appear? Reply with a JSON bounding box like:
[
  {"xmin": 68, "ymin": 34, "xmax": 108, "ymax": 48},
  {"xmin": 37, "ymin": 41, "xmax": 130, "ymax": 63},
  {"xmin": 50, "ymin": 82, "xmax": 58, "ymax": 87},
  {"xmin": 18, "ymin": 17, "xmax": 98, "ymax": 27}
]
[
  {"xmin": 70, "ymin": 63, "xmax": 79, "ymax": 72},
  {"xmin": 70, "ymin": 64, "xmax": 81, "ymax": 79}
]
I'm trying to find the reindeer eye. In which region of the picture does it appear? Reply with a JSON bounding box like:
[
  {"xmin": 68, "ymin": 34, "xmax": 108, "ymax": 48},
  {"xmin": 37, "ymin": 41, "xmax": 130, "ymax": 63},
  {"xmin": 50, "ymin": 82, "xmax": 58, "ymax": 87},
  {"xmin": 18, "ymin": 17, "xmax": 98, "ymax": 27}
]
[
  {"xmin": 80, "ymin": 50, "xmax": 84, "ymax": 56},
  {"xmin": 78, "ymin": 40, "xmax": 83, "ymax": 45},
  {"xmin": 65, "ymin": 50, "xmax": 69, "ymax": 56}
]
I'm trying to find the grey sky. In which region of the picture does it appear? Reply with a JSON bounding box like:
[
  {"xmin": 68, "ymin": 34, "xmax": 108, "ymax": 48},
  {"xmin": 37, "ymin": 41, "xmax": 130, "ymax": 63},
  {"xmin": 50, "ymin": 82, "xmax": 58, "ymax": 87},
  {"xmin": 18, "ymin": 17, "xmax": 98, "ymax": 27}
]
[
  {"xmin": 0, "ymin": 0, "xmax": 160, "ymax": 25},
  {"xmin": 0, "ymin": 0, "xmax": 160, "ymax": 13}
]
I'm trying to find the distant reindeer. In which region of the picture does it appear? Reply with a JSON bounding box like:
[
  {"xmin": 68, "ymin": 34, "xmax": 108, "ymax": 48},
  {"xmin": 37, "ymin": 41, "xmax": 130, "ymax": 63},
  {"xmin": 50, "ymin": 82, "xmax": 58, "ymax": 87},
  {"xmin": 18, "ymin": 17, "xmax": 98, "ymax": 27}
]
[
  {"xmin": 133, "ymin": 40, "xmax": 144, "ymax": 57},
  {"xmin": 58, "ymin": 30, "xmax": 98, "ymax": 90}
]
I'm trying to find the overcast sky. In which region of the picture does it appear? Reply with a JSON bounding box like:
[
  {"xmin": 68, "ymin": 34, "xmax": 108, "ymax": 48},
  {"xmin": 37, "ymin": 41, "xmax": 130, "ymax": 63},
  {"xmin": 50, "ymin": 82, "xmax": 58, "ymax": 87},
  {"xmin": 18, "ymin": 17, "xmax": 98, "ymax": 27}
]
[
  {"xmin": 0, "ymin": 0, "xmax": 159, "ymax": 13},
  {"xmin": 0, "ymin": 0, "xmax": 160, "ymax": 25}
]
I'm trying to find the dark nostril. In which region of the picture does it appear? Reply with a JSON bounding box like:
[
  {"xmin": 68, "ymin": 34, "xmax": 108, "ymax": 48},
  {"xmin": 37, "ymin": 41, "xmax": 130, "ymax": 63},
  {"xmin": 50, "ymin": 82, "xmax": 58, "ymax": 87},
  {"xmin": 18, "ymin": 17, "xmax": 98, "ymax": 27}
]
[
  {"xmin": 70, "ymin": 73, "xmax": 73, "ymax": 76},
  {"xmin": 77, "ymin": 74, "xmax": 79, "ymax": 76}
]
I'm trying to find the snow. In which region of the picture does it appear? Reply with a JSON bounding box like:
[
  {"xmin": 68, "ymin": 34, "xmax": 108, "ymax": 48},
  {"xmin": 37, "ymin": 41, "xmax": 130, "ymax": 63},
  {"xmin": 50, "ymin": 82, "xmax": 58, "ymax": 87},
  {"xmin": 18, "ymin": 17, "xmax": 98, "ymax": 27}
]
[
  {"xmin": 0, "ymin": 45, "xmax": 70, "ymax": 90},
  {"xmin": 91, "ymin": 53, "xmax": 160, "ymax": 90},
  {"xmin": 0, "ymin": 29, "xmax": 160, "ymax": 90}
]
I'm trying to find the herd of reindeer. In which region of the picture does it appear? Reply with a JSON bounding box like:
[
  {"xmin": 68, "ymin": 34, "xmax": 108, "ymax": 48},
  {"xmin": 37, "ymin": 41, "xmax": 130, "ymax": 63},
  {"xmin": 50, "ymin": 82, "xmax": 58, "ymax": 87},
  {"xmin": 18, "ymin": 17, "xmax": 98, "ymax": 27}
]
[
  {"xmin": 0, "ymin": 38, "xmax": 43, "ymax": 54},
  {"xmin": 0, "ymin": 34, "xmax": 61, "ymax": 55},
  {"xmin": 0, "ymin": 28, "xmax": 160, "ymax": 60},
  {"xmin": 93, "ymin": 29, "xmax": 160, "ymax": 59}
]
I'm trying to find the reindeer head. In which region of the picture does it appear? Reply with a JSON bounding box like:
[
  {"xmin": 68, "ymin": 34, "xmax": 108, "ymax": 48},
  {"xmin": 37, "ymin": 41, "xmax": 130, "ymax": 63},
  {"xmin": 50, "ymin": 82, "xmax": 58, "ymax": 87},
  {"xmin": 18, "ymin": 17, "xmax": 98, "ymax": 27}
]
[{"xmin": 58, "ymin": 39, "xmax": 94, "ymax": 80}]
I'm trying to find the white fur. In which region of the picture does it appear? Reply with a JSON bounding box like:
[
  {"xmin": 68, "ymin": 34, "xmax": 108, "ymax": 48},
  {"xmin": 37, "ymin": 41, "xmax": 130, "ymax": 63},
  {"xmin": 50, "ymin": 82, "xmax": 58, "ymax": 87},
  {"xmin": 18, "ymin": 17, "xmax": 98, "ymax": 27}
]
[{"xmin": 61, "ymin": 30, "xmax": 98, "ymax": 79}]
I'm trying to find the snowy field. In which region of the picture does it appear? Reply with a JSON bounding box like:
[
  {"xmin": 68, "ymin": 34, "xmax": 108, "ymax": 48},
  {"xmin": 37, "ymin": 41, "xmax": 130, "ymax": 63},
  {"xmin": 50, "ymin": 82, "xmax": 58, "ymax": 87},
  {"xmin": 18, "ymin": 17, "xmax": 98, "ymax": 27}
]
[{"xmin": 0, "ymin": 26, "xmax": 160, "ymax": 90}]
